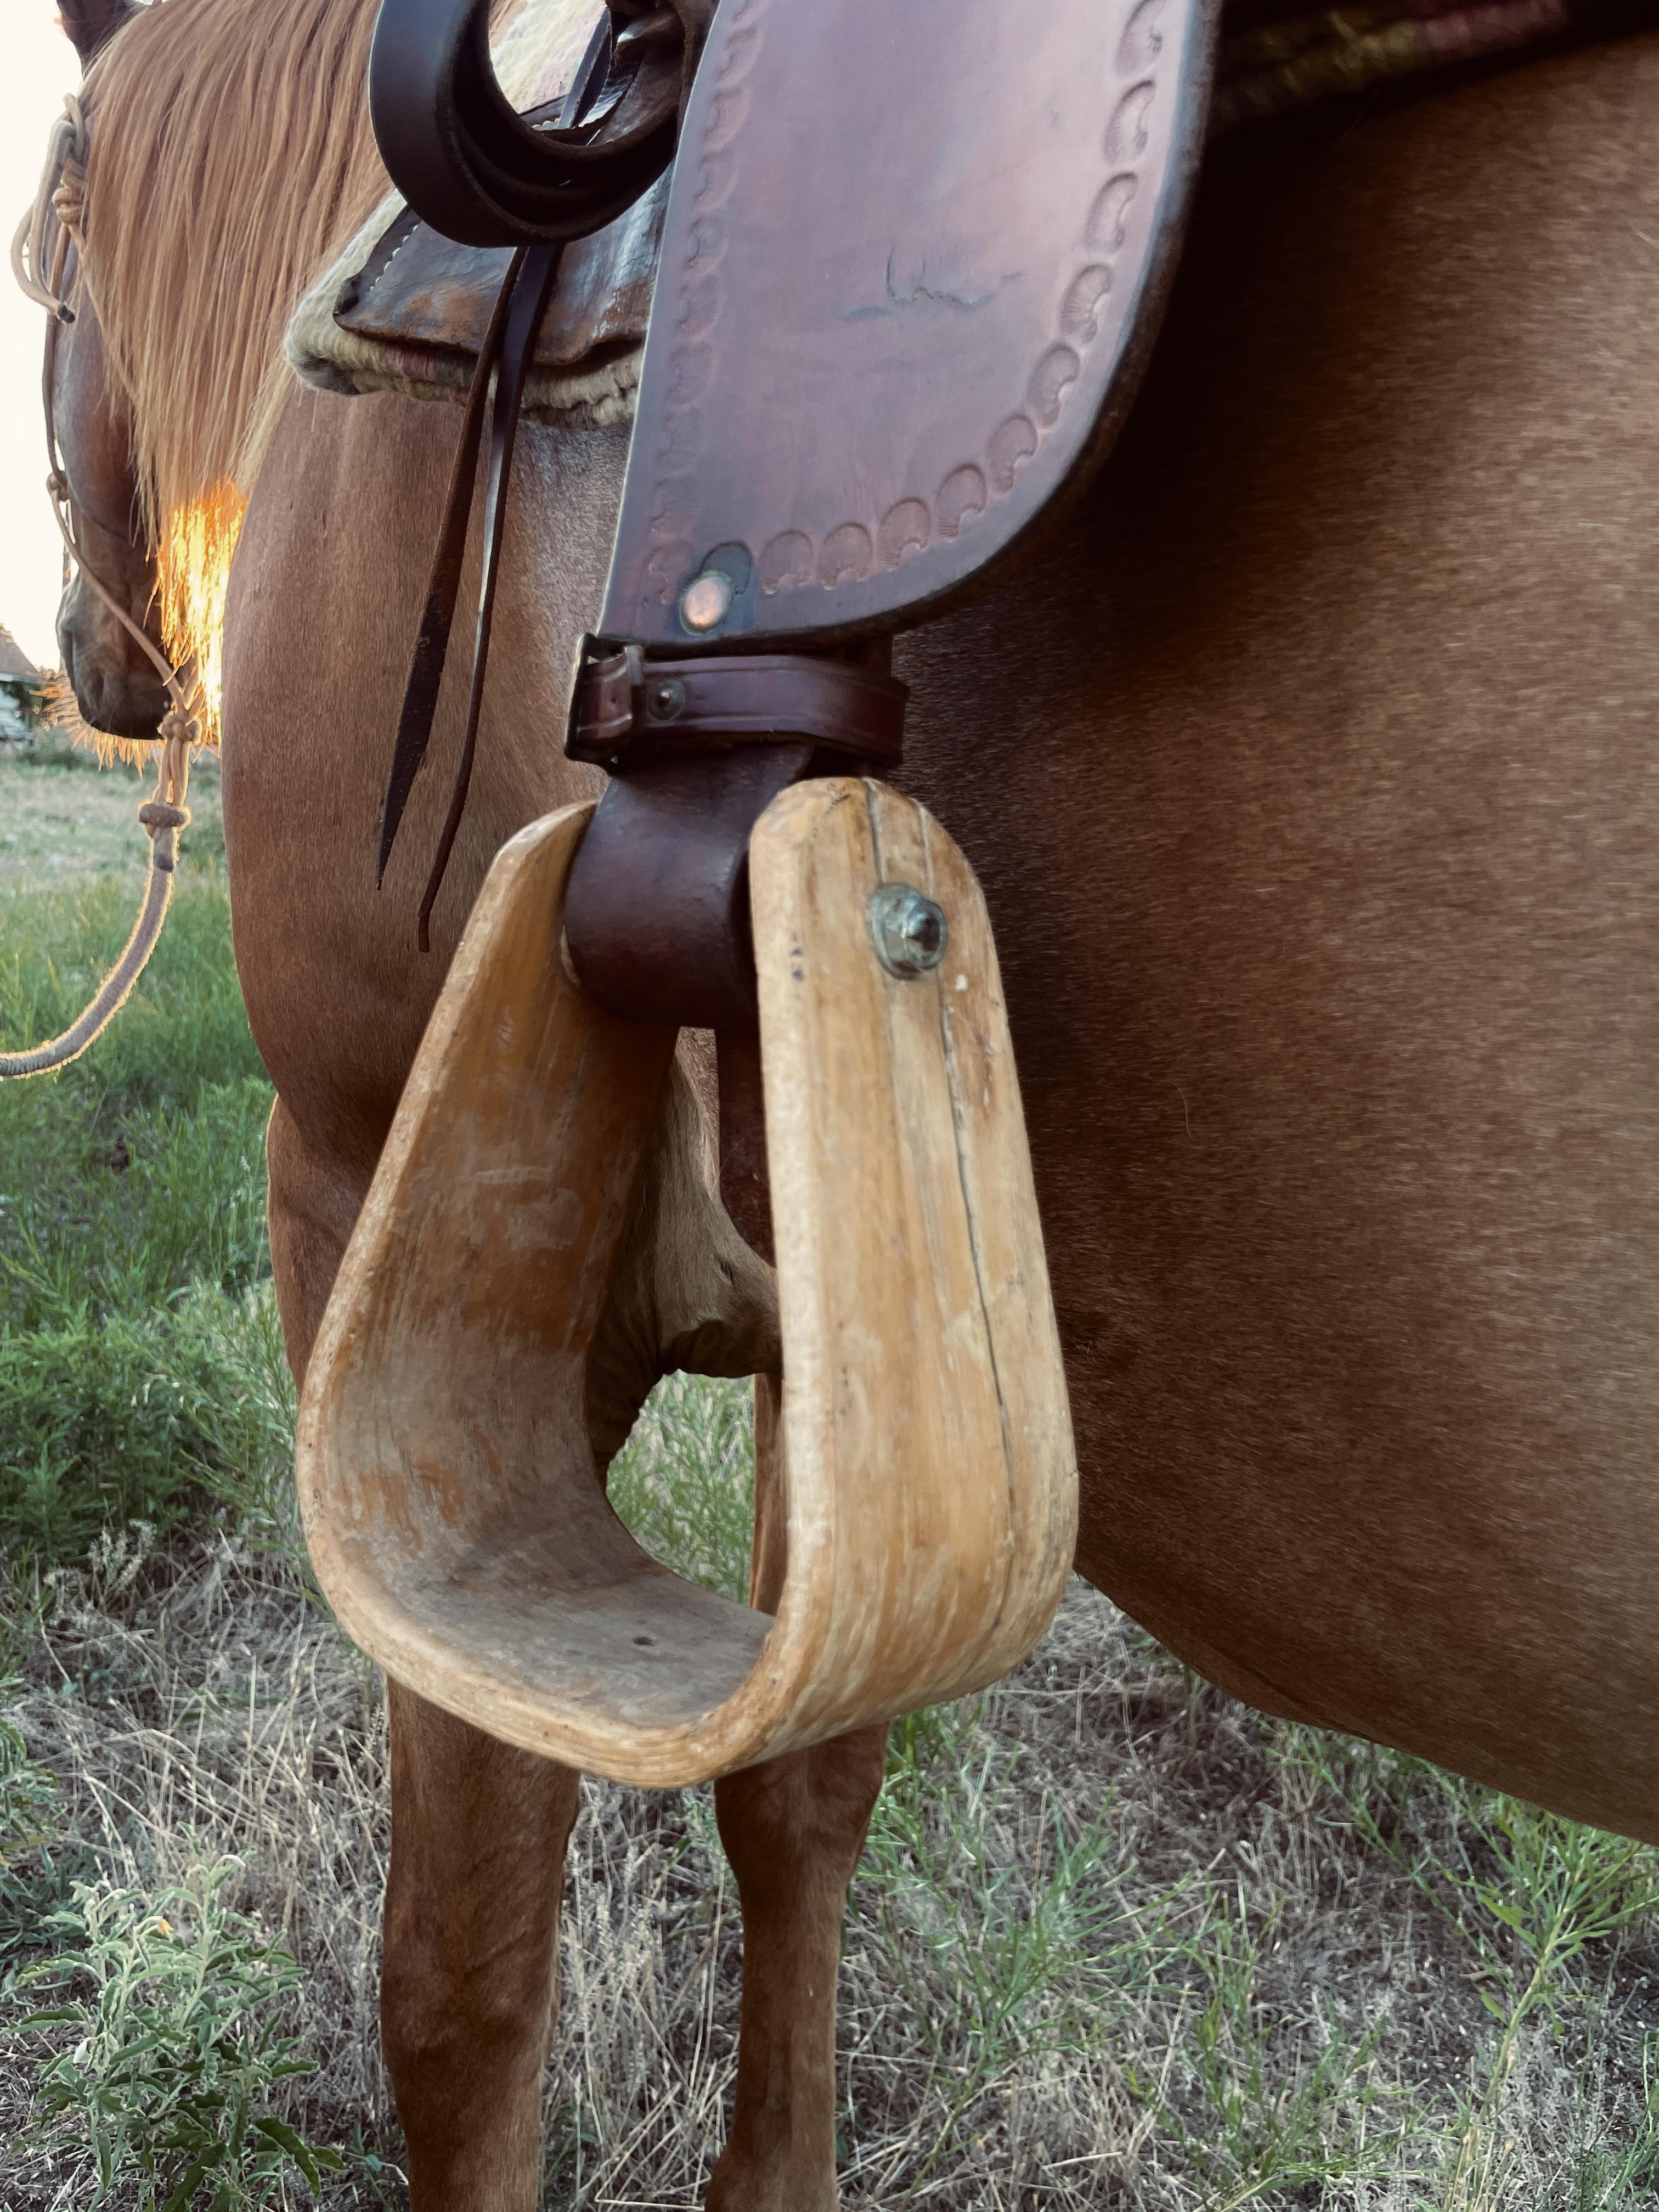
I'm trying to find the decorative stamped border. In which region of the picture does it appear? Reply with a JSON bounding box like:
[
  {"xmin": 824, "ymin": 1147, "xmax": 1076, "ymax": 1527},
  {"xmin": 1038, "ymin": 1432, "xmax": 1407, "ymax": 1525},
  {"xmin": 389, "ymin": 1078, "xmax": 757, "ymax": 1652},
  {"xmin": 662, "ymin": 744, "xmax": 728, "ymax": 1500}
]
[{"xmin": 629, "ymin": 0, "xmax": 1175, "ymax": 625}]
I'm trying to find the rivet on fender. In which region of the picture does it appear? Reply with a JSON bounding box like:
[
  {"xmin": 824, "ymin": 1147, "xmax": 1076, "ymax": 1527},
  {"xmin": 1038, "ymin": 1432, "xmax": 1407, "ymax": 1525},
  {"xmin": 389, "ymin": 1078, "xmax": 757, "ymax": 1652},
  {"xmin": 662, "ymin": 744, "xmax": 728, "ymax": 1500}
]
[
  {"xmin": 869, "ymin": 883, "xmax": 948, "ymax": 977},
  {"xmin": 679, "ymin": 571, "xmax": 733, "ymax": 634}
]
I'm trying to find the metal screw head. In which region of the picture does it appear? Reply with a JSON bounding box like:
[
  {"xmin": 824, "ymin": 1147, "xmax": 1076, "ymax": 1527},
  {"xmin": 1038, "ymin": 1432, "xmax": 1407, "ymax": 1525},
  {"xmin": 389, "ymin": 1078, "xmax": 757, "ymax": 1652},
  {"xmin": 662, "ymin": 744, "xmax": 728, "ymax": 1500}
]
[
  {"xmin": 645, "ymin": 676, "xmax": 686, "ymax": 722},
  {"xmin": 869, "ymin": 882, "xmax": 948, "ymax": 978},
  {"xmin": 679, "ymin": 571, "xmax": 733, "ymax": 634}
]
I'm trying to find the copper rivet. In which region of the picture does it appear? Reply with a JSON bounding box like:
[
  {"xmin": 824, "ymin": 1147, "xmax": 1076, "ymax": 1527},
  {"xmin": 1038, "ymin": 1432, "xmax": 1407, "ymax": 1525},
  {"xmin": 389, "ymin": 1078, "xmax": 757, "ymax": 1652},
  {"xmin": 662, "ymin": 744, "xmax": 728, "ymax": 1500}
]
[
  {"xmin": 646, "ymin": 678, "xmax": 687, "ymax": 721},
  {"xmin": 680, "ymin": 571, "xmax": 733, "ymax": 634}
]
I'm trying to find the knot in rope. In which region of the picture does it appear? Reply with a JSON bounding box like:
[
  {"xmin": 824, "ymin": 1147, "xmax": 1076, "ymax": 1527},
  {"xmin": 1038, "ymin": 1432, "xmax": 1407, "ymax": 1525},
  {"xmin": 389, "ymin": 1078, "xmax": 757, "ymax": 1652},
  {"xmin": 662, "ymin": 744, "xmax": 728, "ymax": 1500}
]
[
  {"xmin": 138, "ymin": 723, "xmax": 195, "ymax": 873},
  {"xmin": 12, "ymin": 97, "xmax": 89, "ymax": 319},
  {"xmin": 51, "ymin": 158, "xmax": 87, "ymax": 242},
  {"xmin": 137, "ymin": 800, "xmax": 191, "ymax": 834}
]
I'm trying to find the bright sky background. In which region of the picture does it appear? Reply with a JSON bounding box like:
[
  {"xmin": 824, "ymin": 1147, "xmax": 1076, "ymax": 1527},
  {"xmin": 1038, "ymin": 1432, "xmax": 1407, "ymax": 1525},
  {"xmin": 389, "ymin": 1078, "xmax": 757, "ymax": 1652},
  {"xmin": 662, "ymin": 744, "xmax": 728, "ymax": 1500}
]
[{"xmin": 1, "ymin": 12, "xmax": 87, "ymax": 670}]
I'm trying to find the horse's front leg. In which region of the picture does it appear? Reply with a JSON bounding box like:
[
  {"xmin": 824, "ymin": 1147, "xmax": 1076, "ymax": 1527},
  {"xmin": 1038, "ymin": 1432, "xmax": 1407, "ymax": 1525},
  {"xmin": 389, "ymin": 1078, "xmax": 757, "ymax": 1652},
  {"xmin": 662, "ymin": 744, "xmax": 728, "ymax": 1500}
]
[
  {"xmin": 709, "ymin": 1726, "xmax": 887, "ymax": 2212},
  {"xmin": 381, "ymin": 1687, "xmax": 579, "ymax": 2212},
  {"xmin": 267, "ymin": 1098, "xmax": 580, "ymax": 2211},
  {"xmin": 707, "ymin": 1380, "xmax": 888, "ymax": 2212}
]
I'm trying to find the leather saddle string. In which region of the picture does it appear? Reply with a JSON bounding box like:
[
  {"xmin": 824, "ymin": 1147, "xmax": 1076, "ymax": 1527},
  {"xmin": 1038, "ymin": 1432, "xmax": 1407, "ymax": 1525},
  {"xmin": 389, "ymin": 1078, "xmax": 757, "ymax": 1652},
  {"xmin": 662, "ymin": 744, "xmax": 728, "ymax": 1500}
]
[
  {"xmin": 376, "ymin": 20, "xmax": 619, "ymax": 925},
  {"xmin": 414, "ymin": 238, "xmax": 562, "ymax": 951},
  {"xmin": 375, "ymin": 246, "xmax": 524, "ymax": 885}
]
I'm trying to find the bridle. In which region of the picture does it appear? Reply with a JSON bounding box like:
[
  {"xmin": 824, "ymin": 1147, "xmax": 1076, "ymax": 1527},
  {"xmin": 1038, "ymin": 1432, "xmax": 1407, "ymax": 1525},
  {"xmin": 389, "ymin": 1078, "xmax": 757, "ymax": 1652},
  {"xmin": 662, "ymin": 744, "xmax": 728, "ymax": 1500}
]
[{"xmin": 3, "ymin": 97, "xmax": 195, "ymax": 1080}]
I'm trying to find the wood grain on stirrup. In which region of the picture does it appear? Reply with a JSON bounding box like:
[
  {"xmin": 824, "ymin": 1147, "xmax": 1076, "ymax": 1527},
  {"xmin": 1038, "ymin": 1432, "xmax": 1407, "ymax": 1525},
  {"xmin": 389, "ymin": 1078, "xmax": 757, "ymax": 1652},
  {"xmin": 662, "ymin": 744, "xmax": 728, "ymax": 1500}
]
[{"xmin": 297, "ymin": 788, "xmax": 1075, "ymax": 1784}]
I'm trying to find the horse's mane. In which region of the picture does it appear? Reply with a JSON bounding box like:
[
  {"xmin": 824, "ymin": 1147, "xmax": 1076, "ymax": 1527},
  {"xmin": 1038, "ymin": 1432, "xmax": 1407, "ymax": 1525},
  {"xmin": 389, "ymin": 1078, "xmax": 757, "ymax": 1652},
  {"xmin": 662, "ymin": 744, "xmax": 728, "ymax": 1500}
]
[{"xmin": 78, "ymin": 0, "xmax": 389, "ymax": 720}]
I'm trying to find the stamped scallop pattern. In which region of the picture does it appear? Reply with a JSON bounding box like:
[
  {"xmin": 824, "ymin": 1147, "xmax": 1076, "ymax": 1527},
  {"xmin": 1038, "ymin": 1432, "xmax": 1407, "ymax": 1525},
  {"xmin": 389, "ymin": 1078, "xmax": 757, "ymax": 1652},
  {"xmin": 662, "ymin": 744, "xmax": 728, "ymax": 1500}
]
[
  {"xmin": 637, "ymin": 0, "xmax": 764, "ymax": 610},
  {"xmin": 637, "ymin": 0, "xmax": 1176, "ymax": 618}
]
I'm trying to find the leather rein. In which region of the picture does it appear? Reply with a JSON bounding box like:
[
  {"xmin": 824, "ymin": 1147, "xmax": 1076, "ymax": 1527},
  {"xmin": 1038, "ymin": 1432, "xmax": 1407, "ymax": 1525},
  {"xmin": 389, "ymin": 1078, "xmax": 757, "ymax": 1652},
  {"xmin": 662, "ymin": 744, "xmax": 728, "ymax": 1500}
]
[{"xmin": 4, "ymin": 100, "xmax": 196, "ymax": 1080}]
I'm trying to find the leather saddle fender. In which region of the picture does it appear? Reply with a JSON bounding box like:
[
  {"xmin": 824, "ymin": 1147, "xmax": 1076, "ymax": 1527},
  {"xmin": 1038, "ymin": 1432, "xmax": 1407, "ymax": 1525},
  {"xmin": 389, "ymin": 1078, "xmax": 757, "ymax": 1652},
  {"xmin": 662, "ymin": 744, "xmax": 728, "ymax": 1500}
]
[{"xmin": 600, "ymin": 0, "xmax": 1221, "ymax": 645}]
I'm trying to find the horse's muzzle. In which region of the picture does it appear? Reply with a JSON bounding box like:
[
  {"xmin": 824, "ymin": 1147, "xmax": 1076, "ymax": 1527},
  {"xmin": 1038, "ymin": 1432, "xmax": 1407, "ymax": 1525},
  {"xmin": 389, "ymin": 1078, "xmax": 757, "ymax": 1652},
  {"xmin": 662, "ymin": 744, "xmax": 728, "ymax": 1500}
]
[{"xmin": 58, "ymin": 579, "xmax": 169, "ymax": 741}]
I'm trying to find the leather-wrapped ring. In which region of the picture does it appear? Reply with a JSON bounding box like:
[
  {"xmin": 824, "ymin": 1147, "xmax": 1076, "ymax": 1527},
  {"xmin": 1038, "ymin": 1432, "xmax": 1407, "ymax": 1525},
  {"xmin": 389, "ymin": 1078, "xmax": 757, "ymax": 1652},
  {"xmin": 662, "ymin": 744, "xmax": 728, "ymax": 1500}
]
[{"xmin": 369, "ymin": 0, "xmax": 681, "ymax": 246}]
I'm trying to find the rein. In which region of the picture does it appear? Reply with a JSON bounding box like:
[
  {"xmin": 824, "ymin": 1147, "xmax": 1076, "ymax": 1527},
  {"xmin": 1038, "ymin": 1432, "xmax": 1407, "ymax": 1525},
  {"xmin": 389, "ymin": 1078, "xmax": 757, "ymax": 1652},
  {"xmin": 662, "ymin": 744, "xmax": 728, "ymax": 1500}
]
[{"xmin": 4, "ymin": 99, "xmax": 195, "ymax": 1081}]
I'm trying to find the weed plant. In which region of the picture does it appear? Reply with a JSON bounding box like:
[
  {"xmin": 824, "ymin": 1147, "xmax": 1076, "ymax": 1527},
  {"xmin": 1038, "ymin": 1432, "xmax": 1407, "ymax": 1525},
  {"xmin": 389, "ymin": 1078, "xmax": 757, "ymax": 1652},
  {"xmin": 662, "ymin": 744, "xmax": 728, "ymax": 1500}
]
[{"xmin": 18, "ymin": 1860, "xmax": 343, "ymax": 2207}]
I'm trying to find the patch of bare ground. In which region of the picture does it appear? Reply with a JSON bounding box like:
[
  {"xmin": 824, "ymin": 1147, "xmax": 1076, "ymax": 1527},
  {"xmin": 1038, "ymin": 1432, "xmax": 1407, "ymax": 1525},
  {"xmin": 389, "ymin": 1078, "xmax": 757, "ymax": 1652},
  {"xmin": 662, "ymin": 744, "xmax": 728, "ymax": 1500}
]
[{"xmin": 3, "ymin": 1377, "xmax": 1657, "ymax": 2210}]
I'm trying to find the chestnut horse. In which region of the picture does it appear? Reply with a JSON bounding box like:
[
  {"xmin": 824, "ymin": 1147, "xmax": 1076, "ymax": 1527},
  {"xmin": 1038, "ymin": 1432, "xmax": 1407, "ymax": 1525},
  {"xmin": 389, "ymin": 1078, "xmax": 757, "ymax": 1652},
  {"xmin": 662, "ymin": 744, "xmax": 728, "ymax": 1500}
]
[{"xmin": 40, "ymin": 0, "xmax": 1659, "ymax": 2203}]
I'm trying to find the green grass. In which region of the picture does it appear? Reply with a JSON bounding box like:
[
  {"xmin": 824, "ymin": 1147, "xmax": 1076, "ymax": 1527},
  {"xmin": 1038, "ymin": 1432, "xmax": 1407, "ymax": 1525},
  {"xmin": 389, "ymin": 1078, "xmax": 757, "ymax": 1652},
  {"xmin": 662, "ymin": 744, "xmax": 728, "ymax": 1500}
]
[
  {"xmin": 0, "ymin": 729, "xmax": 226, "ymax": 891},
  {"xmin": 0, "ymin": 749, "xmax": 272, "ymax": 1558},
  {"xmin": 606, "ymin": 1370, "xmax": 755, "ymax": 1604},
  {"xmin": 17, "ymin": 1860, "xmax": 345, "ymax": 2208}
]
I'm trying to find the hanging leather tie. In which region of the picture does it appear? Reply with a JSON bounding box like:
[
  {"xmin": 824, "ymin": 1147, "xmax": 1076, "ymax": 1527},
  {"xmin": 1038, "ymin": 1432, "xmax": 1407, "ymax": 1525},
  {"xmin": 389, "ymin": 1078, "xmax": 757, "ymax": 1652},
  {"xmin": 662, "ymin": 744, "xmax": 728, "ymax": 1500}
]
[
  {"xmin": 373, "ymin": 4, "xmax": 713, "ymax": 944},
  {"xmin": 413, "ymin": 238, "xmax": 560, "ymax": 950},
  {"xmin": 374, "ymin": 242, "xmax": 522, "ymax": 893}
]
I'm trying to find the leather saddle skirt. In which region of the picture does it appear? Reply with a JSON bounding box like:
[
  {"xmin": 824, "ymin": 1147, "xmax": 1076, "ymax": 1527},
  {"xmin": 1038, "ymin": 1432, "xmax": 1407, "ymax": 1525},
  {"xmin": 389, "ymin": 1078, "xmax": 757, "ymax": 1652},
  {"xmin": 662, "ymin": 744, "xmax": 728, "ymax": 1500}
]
[
  {"xmin": 319, "ymin": 174, "xmax": 665, "ymax": 427},
  {"xmin": 285, "ymin": 0, "xmax": 657, "ymax": 426}
]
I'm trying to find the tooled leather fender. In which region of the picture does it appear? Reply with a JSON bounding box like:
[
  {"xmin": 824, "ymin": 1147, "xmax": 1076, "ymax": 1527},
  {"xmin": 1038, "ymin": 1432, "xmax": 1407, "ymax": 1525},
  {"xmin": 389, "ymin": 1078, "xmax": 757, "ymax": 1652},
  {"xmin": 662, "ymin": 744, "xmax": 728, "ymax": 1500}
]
[{"xmin": 597, "ymin": 0, "xmax": 1222, "ymax": 648}]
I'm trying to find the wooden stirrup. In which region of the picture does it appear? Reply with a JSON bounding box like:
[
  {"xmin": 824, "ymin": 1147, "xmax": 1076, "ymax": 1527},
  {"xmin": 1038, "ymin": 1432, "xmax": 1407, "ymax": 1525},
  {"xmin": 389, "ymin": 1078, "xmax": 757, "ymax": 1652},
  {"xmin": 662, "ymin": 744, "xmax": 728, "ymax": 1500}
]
[{"xmin": 297, "ymin": 781, "xmax": 1076, "ymax": 1785}]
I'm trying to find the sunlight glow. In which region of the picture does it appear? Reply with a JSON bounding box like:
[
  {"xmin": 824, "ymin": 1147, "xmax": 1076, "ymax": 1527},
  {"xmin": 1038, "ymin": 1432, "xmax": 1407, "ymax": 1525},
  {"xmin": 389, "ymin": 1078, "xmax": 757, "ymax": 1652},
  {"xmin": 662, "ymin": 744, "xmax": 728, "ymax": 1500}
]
[{"xmin": 158, "ymin": 484, "xmax": 245, "ymax": 747}]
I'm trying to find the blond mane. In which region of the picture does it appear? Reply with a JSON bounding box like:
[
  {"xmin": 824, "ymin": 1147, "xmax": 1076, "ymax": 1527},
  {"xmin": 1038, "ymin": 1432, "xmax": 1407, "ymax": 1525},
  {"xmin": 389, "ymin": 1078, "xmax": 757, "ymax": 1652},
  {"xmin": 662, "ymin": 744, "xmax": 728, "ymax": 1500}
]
[{"xmin": 78, "ymin": 0, "xmax": 390, "ymax": 725}]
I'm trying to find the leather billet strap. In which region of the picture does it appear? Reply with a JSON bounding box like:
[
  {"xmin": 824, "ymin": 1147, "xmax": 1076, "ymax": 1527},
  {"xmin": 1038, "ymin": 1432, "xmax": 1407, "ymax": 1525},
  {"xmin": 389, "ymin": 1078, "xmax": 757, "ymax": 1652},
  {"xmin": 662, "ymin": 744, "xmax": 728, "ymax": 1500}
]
[
  {"xmin": 561, "ymin": 646, "xmax": 910, "ymax": 1030},
  {"xmin": 370, "ymin": 0, "xmax": 713, "ymax": 248},
  {"xmin": 563, "ymin": 740, "xmax": 819, "ymax": 1034},
  {"xmin": 566, "ymin": 641, "xmax": 907, "ymax": 769}
]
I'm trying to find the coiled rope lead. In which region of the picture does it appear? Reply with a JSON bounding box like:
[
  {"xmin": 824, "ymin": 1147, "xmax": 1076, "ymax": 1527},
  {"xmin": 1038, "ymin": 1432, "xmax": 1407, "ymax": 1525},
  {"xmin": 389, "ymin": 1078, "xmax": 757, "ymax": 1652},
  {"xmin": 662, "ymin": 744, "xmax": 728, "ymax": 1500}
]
[{"xmin": 2, "ymin": 96, "xmax": 196, "ymax": 1080}]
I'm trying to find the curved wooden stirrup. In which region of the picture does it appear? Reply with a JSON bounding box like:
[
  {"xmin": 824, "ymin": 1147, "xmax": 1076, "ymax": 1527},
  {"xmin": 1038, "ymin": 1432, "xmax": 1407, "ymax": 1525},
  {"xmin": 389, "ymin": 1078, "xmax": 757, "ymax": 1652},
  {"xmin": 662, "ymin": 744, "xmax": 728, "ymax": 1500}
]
[{"xmin": 297, "ymin": 783, "xmax": 1076, "ymax": 1785}]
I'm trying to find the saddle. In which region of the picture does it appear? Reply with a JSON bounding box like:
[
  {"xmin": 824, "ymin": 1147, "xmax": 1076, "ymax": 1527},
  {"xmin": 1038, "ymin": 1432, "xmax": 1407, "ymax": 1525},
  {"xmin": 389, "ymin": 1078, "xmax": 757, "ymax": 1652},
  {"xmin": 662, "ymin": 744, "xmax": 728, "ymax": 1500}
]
[
  {"xmin": 287, "ymin": 0, "xmax": 1633, "ymax": 429},
  {"xmin": 292, "ymin": 0, "xmax": 1645, "ymax": 1787}
]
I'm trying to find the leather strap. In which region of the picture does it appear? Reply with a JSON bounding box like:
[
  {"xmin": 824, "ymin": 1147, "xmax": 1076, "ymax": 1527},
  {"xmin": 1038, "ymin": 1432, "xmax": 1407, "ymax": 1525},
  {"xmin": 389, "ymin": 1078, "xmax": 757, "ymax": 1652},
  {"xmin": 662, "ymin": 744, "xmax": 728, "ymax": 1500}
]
[
  {"xmin": 375, "ymin": 245, "xmax": 523, "ymax": 887},
  {"xmin": 563, "ymin": 741, "xmax": 819, "ymax": 1032},
  {"xmin": 567, "ymin": 646, "xmax": 909, "ymax": 768},
  {"xmin": 414, "ymin": 239, "xmax": 562, "ymax": 950},
  {"xmin": 376, "ymin": 23, "xmax": 650, "ymax": 943}
]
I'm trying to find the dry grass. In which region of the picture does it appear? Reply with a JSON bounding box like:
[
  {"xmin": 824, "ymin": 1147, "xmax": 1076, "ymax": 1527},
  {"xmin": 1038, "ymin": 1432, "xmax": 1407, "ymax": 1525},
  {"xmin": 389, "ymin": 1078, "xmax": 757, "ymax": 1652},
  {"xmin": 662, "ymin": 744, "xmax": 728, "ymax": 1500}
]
[
  {"xmin": 0, "ymin": 728, "xmax": 225, "ymax": 887},
  {"xmin": 3, "ymin": 1369, "xmax": 1658, "ymax": 2210}
]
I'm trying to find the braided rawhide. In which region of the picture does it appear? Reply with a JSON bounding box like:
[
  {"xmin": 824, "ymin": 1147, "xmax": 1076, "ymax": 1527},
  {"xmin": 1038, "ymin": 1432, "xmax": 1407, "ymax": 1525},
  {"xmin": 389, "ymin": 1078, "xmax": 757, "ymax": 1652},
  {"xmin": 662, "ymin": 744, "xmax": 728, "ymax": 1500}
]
[{"xmin": 0, "ymin": 731, "xmax": 193, "ymax": 1081}]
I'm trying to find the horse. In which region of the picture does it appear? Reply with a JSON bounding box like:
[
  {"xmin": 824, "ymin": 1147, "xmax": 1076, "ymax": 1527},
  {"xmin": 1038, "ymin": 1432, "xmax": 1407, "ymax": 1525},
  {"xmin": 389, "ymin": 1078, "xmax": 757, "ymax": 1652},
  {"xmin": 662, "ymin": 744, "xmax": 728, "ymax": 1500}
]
[{"xmin": 39, "ymin": 0, "xmax": 1659, "ymax": 2204}]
